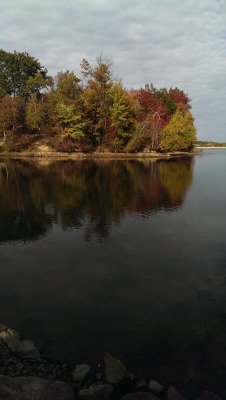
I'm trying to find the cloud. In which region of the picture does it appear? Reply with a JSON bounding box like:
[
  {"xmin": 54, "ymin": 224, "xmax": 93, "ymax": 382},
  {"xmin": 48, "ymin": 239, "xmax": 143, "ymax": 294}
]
[{"xmin": 1, "ymin": 0, "xmax": 226, "ymax": 140}]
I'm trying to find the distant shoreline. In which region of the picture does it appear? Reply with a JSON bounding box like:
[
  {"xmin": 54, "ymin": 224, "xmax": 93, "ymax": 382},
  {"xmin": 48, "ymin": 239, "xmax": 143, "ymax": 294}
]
[{"xmin": 196, "ymin": 146, "xmax": 226, "ymax": 149}]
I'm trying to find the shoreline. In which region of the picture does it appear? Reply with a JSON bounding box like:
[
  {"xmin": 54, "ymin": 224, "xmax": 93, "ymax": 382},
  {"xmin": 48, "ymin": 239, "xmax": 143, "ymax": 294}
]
[
  {"xmin": 195, "ymin": 146, "xmax": 226, "ymax": 149},
  {"xmin": 0, "ymin": 324, "xmax": 224, "ymax": 400},
  {"xmin": 0, "ymin": 149, "xmax": 200, "ymax": 160}
]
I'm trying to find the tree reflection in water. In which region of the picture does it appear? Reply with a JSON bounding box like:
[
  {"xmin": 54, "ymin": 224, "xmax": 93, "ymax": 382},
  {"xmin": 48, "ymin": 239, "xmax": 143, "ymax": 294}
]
[{"xmin": 0, "ymin": 157, "xmax": 194, "ymax": 243}]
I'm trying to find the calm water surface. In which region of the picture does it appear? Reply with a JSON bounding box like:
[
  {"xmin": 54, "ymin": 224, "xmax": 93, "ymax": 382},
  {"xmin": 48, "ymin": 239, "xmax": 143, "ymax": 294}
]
[{"xmin": 1, "ymin": 149, "xmax": 226, "ymax": 396}]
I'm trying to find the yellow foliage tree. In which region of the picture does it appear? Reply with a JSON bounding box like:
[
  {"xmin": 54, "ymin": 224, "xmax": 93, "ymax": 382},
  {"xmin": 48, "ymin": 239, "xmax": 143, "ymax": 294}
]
[{"xmin": 160, "ymin": 104, "xmax": 196, "ymax": 151}]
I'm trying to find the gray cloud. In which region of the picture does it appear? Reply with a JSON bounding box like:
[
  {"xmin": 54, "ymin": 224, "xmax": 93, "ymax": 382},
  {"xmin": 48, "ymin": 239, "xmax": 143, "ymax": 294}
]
[{"xmin": 1, "ymin": 0, "xmax": 226, "ymax": 140}]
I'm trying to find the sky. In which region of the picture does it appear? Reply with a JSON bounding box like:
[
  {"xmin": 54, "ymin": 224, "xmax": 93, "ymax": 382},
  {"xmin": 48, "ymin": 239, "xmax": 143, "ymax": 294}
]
[{"xmin": 0, "ymin": 0, "xmax": 226, "ymax": 141}]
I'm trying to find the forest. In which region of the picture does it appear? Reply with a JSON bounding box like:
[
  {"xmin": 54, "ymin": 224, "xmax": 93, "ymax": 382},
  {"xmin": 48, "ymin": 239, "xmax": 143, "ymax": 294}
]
[{"xmin": 0, "ymin": 49, "xmax": 197, "ymax": 153}]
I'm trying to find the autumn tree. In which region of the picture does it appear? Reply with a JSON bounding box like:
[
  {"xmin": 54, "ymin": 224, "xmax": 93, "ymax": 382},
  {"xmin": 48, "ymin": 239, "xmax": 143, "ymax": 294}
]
[
  {"xmin": 108, "ymin": 81, "xmax": 136, "ymax": 150},
  {"xmin": 81, "ymin": 55, "xmax": 112, "ymax": 146},
  {"xmin": 168, "ymin": 87, "xmax": 191, "ymax": 109},
  {"xmin": 25, "ymin": 94, "xmax": 44, "ymax": 131},
  {"xmin": 0, "ymin": 49, "xmax": 197, "ymax": 153},
  {"xmin": 0, "ymin": 95, "xmax": 24, "ymax": 140},
  {"xmin": 40, "ymin": 92, "xmax": 59, "ymax": 129},
  {"xmin": 128, "ymin": 85, "xmax": 193, "ymax": 152},
  {"xmin": 160, "ymin": 104, "xmax": 196, "ymax": 151},
  {"xmin": 127, "ymin": 88, "xmax": 167, "ymax": 151},
  {"xmin": 137, "ymin": 84, "xmax": 177, "ymax": 124}
]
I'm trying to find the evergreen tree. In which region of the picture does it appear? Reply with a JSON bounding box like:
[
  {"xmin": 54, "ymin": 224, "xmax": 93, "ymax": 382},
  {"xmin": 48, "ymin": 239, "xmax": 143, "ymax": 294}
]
[{"xmin": 55, "ymin": 103, "xmax": 84, "ymax": 140}]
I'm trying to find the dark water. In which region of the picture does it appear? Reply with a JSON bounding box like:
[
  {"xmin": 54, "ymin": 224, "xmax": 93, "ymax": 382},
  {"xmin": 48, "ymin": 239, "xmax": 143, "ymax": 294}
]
[{"xmin": 1, "ymin": 149, "xmax": 226, "ymax": 396}]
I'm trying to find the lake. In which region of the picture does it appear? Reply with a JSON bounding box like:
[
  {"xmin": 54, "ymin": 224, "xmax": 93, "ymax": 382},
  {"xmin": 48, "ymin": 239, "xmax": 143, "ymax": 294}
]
[{"xmin": 1, "ymin": 149, "xmax": 226, "ymax": 396}]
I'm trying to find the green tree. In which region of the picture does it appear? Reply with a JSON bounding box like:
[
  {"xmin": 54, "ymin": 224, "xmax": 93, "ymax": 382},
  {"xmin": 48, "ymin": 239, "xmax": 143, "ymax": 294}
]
[
  {"xmin": 108, "ymin": 81, "xmax": 136, "ymax": 150},
  {"xmin": 40, "ymin": 91, "xmax": 59, "ymax": 128},
  {"xmin": 25, "ymin": 94, "xmax": 44, "ymax": 131},
  {"xmin": 0, "ymin": 49, "xmax": 51, "ymax": 98},
  {"xmin": 55, "ymin": 103, "xmax": 84, "ymax": 140},
  {"xmin": 54, "ymin": 70, "xmax": 81, "ymax": 105},
  {"xmin": 0, "ymin": 50, "xmax": 12, "ymax": 98},
  {"xmin": 160, "ymin": 104, "xmax": 196, "ymax": 151},
  {"xmin": 25, "ymin": 72, "xmax": 52, "ymax": 99}
]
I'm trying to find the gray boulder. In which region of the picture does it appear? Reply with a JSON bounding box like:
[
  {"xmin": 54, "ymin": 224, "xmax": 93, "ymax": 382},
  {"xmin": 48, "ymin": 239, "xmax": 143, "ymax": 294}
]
[
  {"xmin": 121, "ymin": 393, "xmax": 159, "ymax": 400},
  {"xmin": 148, "ymin": 379, "xmax": 164, "ymax": 394},
  {"xmin": 72, "ymin": 364, "xmax": 91, "ymax": 381},
  {"xmin": 0, "ymin": 341, "xmax": 12, "ymax": 357},
  {"xmin": 135, "ymin": 380, "xmax": 147, "ymax": 389},
  {"xmin": 104, "ymin": 352, "xmax": 130, "ymax": 384},
  {"xmin": 0, "ymin": 374, "xmax": 75, "ymax": 400},
  {"xmin": 198, "ymin": 391, "xmax": 223, "ymax": 400},
  {"xmin": 78, "ymin": 384, "xmax": 113, "ymax": 400},
  {"xmin": 0, "ymin": 324, "xmax": 9, "ymax": 333},
  {"xmin": 5, "ymin": 338, "xmax": 40, "ymax": 359},
  {"xmin": 0, "ymin": 324, "xmax": 40, "ymax": 359},
  {"xmin": 0, "ymin": 326, "xmax": 21, "ymax": 341},
  {"xmin": 167, "ymin": 385, "xmax": 186, "ymax": 400}
]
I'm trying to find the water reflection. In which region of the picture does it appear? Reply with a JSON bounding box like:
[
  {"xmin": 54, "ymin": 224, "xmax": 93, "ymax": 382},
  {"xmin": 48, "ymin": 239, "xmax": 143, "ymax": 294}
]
[
  {"xmin": 1, "ymin": 153, "xmax": 226, "ymax": 397},
  {"xmin": 0, "ymin": 158, "xmax": 194, "ymax": 243}
]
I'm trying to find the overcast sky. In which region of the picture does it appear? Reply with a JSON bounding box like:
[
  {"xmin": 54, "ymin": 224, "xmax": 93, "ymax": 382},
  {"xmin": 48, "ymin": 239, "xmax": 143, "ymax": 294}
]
[{"xmin": 1, "ymin": 0, "xmax": 226, "ymax": 141}]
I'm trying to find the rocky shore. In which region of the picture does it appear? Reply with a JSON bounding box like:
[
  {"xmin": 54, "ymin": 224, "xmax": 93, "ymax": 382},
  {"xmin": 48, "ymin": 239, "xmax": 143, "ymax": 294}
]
[
  {"xmin": 0, "ymin": 138, "xmax": 200, "ymax": 160},
  {"xmin": 0, "ymin": 324, "xmax": 222, "ymax": 400}
]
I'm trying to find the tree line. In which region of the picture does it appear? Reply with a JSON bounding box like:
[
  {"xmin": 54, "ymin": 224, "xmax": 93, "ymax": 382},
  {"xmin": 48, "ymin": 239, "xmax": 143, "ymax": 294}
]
[
  {"xmin": 0, "ymin": 49, "xmax": 197, "ymax": 152},
  {"xmin": 196, "ymin": 141, "xmax": 226, "ymax": 147}
]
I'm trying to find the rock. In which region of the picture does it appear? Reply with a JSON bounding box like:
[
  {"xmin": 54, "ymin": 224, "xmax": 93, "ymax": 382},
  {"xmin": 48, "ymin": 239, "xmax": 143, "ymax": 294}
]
[
  {"xmin": 167, "ymin": 385, "xmax": 186, "ymax": 400},
  {"xmin": 0, "ymin": 341, "xmax": 12, "ymax": 357},
  {"xmin": 0, "ymin": 374, "xmax": 75, "ymax": 400},
  {"xmin": 0, "ymin": 326, "xmax": 21, "ymax": 341},
  {"xmin": 72, "ymin": 364, "xmax": 91, "ymax": 381},
  {"xmin": 0, "ymin": 324, "xmax": 8, "ymax": 333},
  {"xmin": 198, "ymin": 391, "xmax": 223, "ymax": 400},
  {"xmin": 148, "ymin": 379, "xmax": 164, "ymax": 394},
  {"xmin": 5, "ymin": 338, "xmax": 40, "ymax": 359},
  {"xmin": 121, "ymin": 392, "xmax": 159, "ymax": 400},
  {"xmin": 78, "ymin": 384, "xmax": 113, "ymax": 400},
  {"xmin": 104, "ymin": 352, "xmax": 129, "ymax": 384},
  {"xmin": 95, "ymin": 372, "xmax": 102, "ymax": 381},
  {"xmin": 135, "ymin": 379, "xmax": 147, "ymax": 389},
  {"xmin": 0, "ymin": 325, "xmax": 40, "ymax": 359}
]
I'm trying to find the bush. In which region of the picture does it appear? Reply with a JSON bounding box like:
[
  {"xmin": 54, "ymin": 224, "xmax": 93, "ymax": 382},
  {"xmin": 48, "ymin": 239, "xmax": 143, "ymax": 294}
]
[
  {"xmin": 53, "ymin": 136, "xmax": 77, "ymax": 152},
  {"xmin": 3, "ymin": 134, "xmax": 39, "ymax": 152}
]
